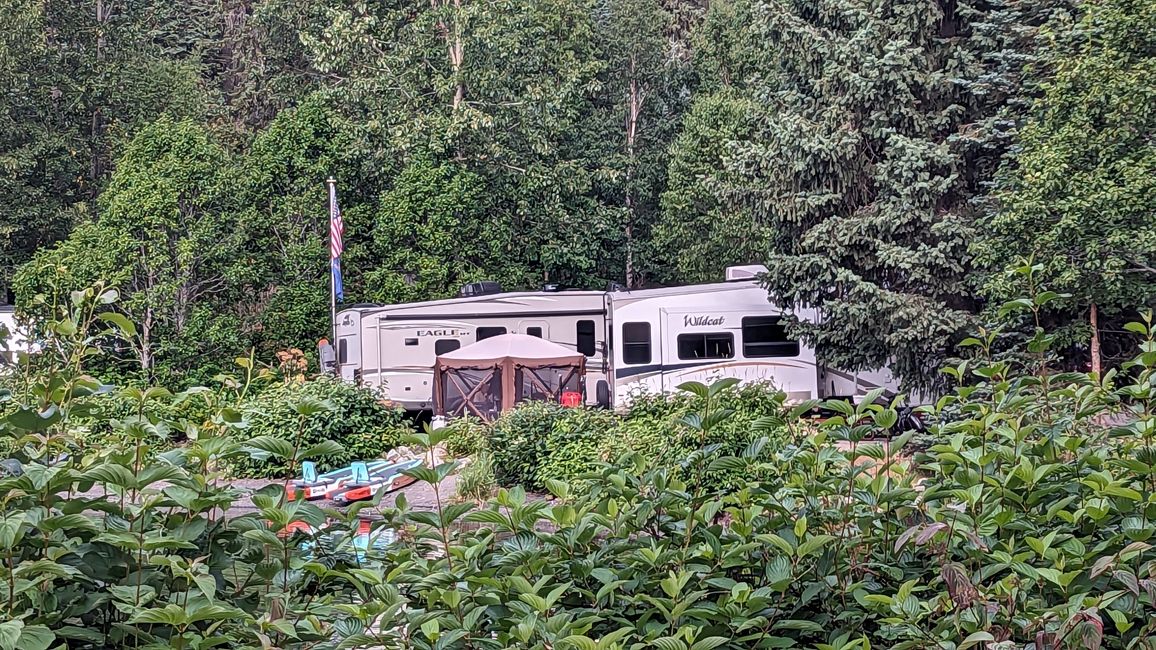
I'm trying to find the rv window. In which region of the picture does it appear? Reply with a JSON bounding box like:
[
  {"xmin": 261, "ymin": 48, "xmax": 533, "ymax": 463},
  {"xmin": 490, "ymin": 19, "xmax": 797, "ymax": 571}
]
[
  {"xmin": 404, "ymin": 338, "xmax": 419, "ymax": 346},
  {"xmin": 622, "ymin": 322, "xmax": 651, "ymax": 365},
  {"xmin": 526, "ymin": 327, "xmax": 543, "ymax": 338},
  {"xmin": 338, "ymin": 338, "xmax": 348, "ymax": 364},
  {"xmin": 742, "ymin": 316, "xmax": 800, "ymax": 357},
  {"xmin": 476, "ymin": 326, "xmax": 506, "ymax": 341},
  {"xmin": 435, "ymin": 339, "xmax": 461, "ymax": 355},
  {"xmin": 678, "ymin": 333, "xmax": 735, "ymax": 360},
  {"xmin": 576, "ymin": 320, "xmax": 596, "ymax": 356}
]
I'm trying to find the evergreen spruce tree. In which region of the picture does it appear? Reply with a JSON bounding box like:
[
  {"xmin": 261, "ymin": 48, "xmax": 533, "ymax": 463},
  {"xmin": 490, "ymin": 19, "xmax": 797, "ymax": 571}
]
[{"xmin": 713, "ymin": 0, "xmax": 1033, "ymax": 389}]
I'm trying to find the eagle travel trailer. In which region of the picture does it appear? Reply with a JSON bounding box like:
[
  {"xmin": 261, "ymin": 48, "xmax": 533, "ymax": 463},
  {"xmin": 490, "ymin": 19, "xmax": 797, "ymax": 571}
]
[{"xmin": 334, "ymin": 288, "xmax": 609, "ymax": 411}]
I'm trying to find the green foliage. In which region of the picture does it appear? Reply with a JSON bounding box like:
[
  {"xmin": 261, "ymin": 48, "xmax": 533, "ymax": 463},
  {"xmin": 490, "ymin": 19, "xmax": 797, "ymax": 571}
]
[
  {"xmin": 441, "ymin": 416, "xmax": 490, "ymax": 459},
  {"xmin": 488, "ymin": 403, "xmax": 616, "ymax": 492},
  {"xmin": 454, "ymin": 450, "xmax": 496, "ymax": 504},
  {"xmin": 601, "ymin": 381, "xmax": 791, "ymax": 489},
  {"xmin": 0, "ymin": 0, "xmax": 213, "ymax": 298},
  {"xmin": 363, "ymin": 160, "xmax": 516, "ymax": 305},
  {"xmin": 486, "ymin": 382, "xmax": 790, "ymax": 493},
  {"xmin": 334, "ymin": 315, "xmax": 1156, "ymax": 649},
  {"xmin": 711, "ymin": 0, "xmax": 988, "ymax": 390},
  {"xmin": 537, "ymin": 407, "xmax": 621, "ymax": 490},
  {"xmin": 231, "ymin": 377, "xmax": 410, "ymax": 478},
  {"xmin": 7, "ymin": 282, "xmax": 1156, "ymax": 649},
  {"xmin": 977, "ymin": 0, "xmax": 1156, "ymax": 363},
  {"xmin": 8, "ymin": 0, "xmax": 1152, "ymax": 390},
  {"xmin": 13, "ymin": 118, "xmax": 245, "ymax": 385},
  {"xmin": 0, "ymin": 285, "xmax": 396, "ymax": 650},
  {"xmin": 234, "ymin": 97, "xmax": 359, "ymax": 361},
  {"xmin": 652, "ymin": 89, "xmax": 760, "ymax": 285}
]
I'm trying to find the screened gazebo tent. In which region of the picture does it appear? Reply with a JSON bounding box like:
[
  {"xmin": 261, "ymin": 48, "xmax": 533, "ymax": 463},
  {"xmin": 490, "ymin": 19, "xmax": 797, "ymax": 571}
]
[{"xmin": 432, "ymin": 334, "xmax": 585, "ymax": 422}]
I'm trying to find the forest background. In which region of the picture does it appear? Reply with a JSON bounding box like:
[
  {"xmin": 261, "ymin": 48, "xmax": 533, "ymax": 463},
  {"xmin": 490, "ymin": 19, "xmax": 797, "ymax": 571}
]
[{"xmin": 1, "ymin": 0, "xmax": 1153, "ymax": 390}]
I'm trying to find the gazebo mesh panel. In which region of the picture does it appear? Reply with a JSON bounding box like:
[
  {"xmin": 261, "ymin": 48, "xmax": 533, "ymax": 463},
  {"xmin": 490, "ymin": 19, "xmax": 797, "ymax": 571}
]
[
  {"xmin": 439, "ymin": 367, "xmax": 503, "ymax": 422},
  {"xmin": 514, "ymin": 364, "xmax": 581, "ymax": 405}
]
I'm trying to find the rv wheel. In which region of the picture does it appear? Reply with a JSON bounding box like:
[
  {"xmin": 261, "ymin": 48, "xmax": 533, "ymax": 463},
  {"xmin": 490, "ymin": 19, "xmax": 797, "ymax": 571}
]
[{"xmin": 596, "ymin": 381, "xmax": 610, "ymax": 408}]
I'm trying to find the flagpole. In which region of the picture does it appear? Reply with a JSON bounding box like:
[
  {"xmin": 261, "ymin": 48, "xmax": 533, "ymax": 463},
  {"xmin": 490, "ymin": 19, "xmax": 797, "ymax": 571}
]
[{"xmin": 326, "ymin": 177, "xmax": 338, "ymax": 348}]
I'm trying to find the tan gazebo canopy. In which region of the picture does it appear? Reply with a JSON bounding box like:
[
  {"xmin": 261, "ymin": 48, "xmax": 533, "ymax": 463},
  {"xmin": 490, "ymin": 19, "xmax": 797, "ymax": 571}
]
[{"xmin": 433, "ymin": 334, "xmax": 586, "ymax": 422}]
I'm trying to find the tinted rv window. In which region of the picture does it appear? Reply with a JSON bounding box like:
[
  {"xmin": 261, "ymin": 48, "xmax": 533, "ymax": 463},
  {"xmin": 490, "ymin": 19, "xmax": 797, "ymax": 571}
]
[
  {"xmin": 526, "ymin": 327, "xmax": 543, "ymax": 338},
  {"xmin": 678, "ymin": 333, "xmax": 734, "ymax": 360},
  {"xmin": 338, "ymin": 339, "xmax": 348, "ymax": 364},
  {"xmin": 404, "ymin": 338, "xmax": 419, "ymax": 346},
  {"xmin": 742, "ymin": 316, "xmax": 800, "ymax": 357},
  {"xmin": 435, "ymin": 339, "xmax": 461, "ymax": 355},
  {"xmin": 576, "ymin": 320, "xmax": 596, "ymax": 356},
  {"xmin": 622, "ymin": 323, "xmax": 651, "ymax": 365},
  {"xmin": 476, "ymin": 326, "xmax": 506, "ymax": 341}
]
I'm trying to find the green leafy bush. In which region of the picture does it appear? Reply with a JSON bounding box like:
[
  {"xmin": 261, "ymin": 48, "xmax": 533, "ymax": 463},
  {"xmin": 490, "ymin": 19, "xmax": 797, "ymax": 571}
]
[
  {"xmin": 344, "ymin": 312, "xmax": 1156, "ymax": 649},
  {"xmin": 231, "ymin": 376, "xmax": 410, "ymax": 478},
  {"xmin": 599, "ymin": 380, "xmax": 792, "ymax": 490},
  {"xmin": 537, "ymin": 407, "xmax": 619, "ymax": 488},
  {"xmin": 489, "ymin": 403, "xmax": 618, "ymax": 491},
  {"xmin": 454, "ymin": 450, "xmax": 496, "ymax": 504},
  {"xmin": 485, "ymin": 402, "xmax": 559, "ymax": 488},
  {"xmin": 484, "ymin": 382, "xmax": 792, "ymax": 492},
  {"xmin": 441, "ymin": 415, "xmax": 489, "ymax": 458},
  {"xmin": 0, "ymin": 286, "xmax": 400, "ymax": 650}
]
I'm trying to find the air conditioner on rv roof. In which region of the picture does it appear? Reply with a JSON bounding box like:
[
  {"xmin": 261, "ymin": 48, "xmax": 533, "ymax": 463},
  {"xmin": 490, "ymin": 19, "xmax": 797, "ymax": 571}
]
[{"xmin": 724, "ymin": 265, "xmax": 768, "ymax": 282}]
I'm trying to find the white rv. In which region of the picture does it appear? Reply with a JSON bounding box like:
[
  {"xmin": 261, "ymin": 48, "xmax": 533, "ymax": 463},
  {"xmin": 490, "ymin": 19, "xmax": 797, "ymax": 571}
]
[
  {"xmin": 332, "ymin": 266, "xmax": 903, "ymax": 412},
  {"xmin": 334, "ymin": 289, "xmax": 609, "ymax": 411},
  {"xmin": 0, "ymin": 306, "xmax": 30, "ymax": 367},
  {"xmin": 605, "ymin": 266, "xmax": 901, "ymax": 405}
]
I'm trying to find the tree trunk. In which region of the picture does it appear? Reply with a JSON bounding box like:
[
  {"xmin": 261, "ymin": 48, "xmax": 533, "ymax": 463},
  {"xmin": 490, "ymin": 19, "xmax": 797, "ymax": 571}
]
[
  {"xmin": 90, "ymin": 0, "xmax": 109, "ymax": 187},
  {"xmin": 624, "ymin": 57, "xmax": 642, "ymax": 289},
  {"xmin": 140, "ymin": 305, "xmax": 153, "ymax": 372},
  {"xmin": 432, "ymin": 0, "xmax": 466, "ymax": 110},
  {"xmin": 451, "ymin": 0, "xmax": 464, "ymax": 111},
  {"xmin": 137, "ymin": 243, "xmax": 156, "ymax": 373},
  {"xmin": 1090, "ymin": 302, "xmax": 1101, "ymax": 375}
]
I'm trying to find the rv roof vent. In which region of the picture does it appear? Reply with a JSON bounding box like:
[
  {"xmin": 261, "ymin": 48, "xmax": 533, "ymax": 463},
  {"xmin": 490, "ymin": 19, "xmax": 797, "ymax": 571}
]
[
  {"xmin": 461, "ymin": 281, "xmax": 503, "ymax": 298},
  {"xmin": 724, "ymin": 265, "xmax": 769, "ymax": 282}
]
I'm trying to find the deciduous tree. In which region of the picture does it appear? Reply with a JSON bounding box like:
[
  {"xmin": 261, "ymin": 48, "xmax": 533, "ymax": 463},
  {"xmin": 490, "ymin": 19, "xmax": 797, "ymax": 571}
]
[{"xmin": 977, "ymin": 0, "xmax": 1156, "ymax": 372}]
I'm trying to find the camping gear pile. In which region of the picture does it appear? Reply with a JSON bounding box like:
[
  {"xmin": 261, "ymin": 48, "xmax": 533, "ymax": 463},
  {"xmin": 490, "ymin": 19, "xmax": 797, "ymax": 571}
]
[{"xmin": 286, "ymin": 446, "xmax": 425, "ymax": 503}]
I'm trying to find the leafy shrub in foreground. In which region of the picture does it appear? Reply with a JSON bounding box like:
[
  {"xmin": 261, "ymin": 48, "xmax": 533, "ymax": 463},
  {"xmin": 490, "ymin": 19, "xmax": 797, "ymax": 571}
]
[
  {"xmin": 0, "ymin": 285, "xmax": 384, "ymax": 650},
  {"xmin": 353, "ymin": 314, "xmax": 1156, "ymax": 649},
  {"xmin": 9, "ymin": 281, "xmax": 1155, "ymax": 650},
  {"xmin": 232, "ymin": 376, "xmax": 410, "ymax": 478},
  {"xmin": 489, "ymin": 403, "xmax": 618, "ymax": 491},
  {"xmin": 441, "ymin": 415, "xmax": 489, "ymax": 458}
]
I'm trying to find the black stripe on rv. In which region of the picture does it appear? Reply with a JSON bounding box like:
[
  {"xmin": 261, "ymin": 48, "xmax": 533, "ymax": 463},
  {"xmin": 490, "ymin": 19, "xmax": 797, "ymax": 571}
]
[{"xmin": 614, "ymin": 361, "xmax": 719, "ymax": 379}]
